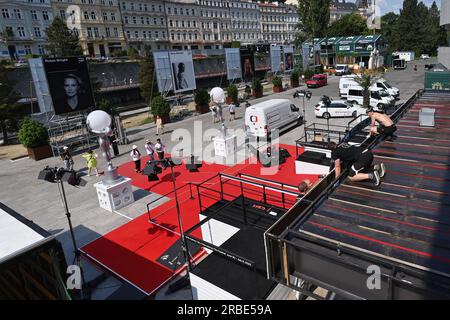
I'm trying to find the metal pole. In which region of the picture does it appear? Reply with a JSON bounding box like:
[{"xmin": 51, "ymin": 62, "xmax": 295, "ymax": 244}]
[{"xmin": 170, "ymin": 164, "xmax": 191, "ymax": 271}]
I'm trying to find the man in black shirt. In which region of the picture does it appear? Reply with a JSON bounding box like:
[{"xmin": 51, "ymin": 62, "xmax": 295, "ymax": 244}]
[{"xmin": 329, "ymin": 142, "xmax": 385, "ymax": 186}]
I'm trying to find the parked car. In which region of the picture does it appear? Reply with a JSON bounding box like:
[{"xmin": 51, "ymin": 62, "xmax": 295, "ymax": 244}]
[
  {"xmin": 335, "ymin": 64, "xmax": 350, "ymax": 76},
  {"xmin": 306, "ymin": 74, "xmax": 327, "ymax": 88},
  {"xmin": 245, "ymin": 99, "xmax": 303, "ymax": 137},
  {"xmin": 339, "ymin": 76, "xmax": 400, "ymax": 99},
  {"xmin": 314, "ymin": 100, "xmax": 366, "ymax": 119},
  {"xmin": 420, "ymin": 54, "xmax": 430, "ymax": 59},
  {"xmin": 347, "ymin": 86, "xmax": 395, "ymax": 111}
]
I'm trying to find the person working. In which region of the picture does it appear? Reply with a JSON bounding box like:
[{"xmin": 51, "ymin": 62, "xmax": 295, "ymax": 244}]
[
  {"xmin": 155, "ymin": 139, "xmax": 165, "ymax": 160},
  {"xmin": 144, "ymin": 139, "xmax": 155, "ymax": 161},
  {"xmin": 82, "ymin": 149, "xmax": 99, "ymax": 176},
  {"xmin": 298, "ymin": 179, "xmax": 313, "ymax": 195},
  {"xmin": 367, "ymin": 108, "xmax": 397, "ymax": 140},
  {"xmin": 329, "ymin": 142, "xmax": 385, "ymax": 186}
]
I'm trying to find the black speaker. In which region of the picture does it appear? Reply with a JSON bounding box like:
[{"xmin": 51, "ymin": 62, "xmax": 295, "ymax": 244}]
[
  {"xmin": 38, "ymin": 169, "xmax": 55, "ymax": 182},
  {"xmin": 147, "ymin": 174, "xmax": 159, "ymax": 181},
  {"xmin": 186, "ymin": 163, "xmax": 199, "ymax": 172},
  {"xmin": 279, "ymin": 148, "xmax": 291, "ymax": 159}
]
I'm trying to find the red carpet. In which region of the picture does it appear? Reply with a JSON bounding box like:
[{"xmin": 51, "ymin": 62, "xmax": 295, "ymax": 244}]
[{"xmin": 81, "ymin": 144, "xmax": 322, "ymax": 295}]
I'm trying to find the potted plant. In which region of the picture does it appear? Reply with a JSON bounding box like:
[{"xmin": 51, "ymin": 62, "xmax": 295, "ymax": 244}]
[
  {"xmin": 272, "ymin": 76, "xmax": 283, "ymax": 93},
  {"xmin": 18, "ymin": 118, "xmax": 52, "ymax": 161},
  {"xmin": 194, "ymin": 89, "xmax": 211, "ymax": 114},
  {"xmin": 150, "ymin": 95, "xmax": 171, "ymax": 124},
  {"xmin": 252, "ymin": 79, "xmax": 263, "ymax": 98},
  {"xmin": 290, "ymin": 70, "xmax": 300, "ymax": 88},
  {"xmin": 226, "ymin": 84, "xmax": 238, "ymax": 104}
]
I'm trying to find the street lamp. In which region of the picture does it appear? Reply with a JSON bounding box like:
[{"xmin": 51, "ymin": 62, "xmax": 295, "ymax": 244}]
[
  {"xmin": 321, "ymin": 95, "xmax": 332, "ymax": 142},
  {"xmin": 293, "ymin": 89, "xmax": 312, "ymax": 141}
]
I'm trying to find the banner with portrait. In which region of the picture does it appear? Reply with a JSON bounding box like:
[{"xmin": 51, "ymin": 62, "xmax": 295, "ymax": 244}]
[
  {"xmin": 169, "ymin": 51, "xmax": 196, "ymax": 93},
  {"xmin": 43, "ymin": 57, "xmax": 95, "ymax": 115},
  {"xmin": 153, "ymin": 51, "xmax": 173, "ymax": 93},
  {"xmin": 240, "ymin": 48, "xmax": 255, "ymax": 83},
  {"xmin": 225, "ymin": 48, "xmax": 242, "ymax": 80},
  {"xmin": 284, "ymin": 45, "xmax": 294, "ymax": 71}
]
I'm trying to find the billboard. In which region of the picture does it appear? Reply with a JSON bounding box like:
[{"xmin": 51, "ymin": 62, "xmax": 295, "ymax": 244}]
[
  {"xmin": 284, "ymin": 45, "xmax": 294, "ymax": 71},
  {"xmin": 29, "ymin": 58, "xmax": 54, "ymax": 114},
  {"xmin": 169, "ymin": 51, "xmax": 196, "ymax": 93},
  {"xmin": 270, "ymin": 45, "xmax": 283, "ymax": 73},
  {"xmin": 43, "ymin": 57, "xmax": 95, "ymax": 115},
  {"xmin": 240, "ymin": 48, "xmax": 255, "ymax": 82},
  {"xmin": 153, "ymin": 51, "xmax": 173, "ymax": 93},
  {"xmin": 225, "ymin": 48, "xmax": 242, "ymax": 80}
]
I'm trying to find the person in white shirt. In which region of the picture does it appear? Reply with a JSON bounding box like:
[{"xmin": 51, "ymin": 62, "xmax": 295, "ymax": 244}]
[
  {"xmin": 154, "ymin": 139, "xmax": 165, "ymax": 160},
  {"xmin": 144, "ymin": 139, "xmax": 155, "ymax": 161},
  {"xmin": 229, "ymin": 103, "xmax": 236, "ymax": 121},
  {"xmin": 130, "ymin": 145, "xmax": 141, "ymax": 173}
]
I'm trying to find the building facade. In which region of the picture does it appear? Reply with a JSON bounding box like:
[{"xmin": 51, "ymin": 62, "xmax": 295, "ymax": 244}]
[
  {"xmin": 51, "ymin": 0, "xmax": 126, "ymax": 57},
  {"xmin": 229, "ymin": 0, "xmax": 261, "ymax": 45},
  {"xmin": 0, "ymin": 0, "xmax": 53, "ymax": 60},
  {"xmin": 438, "ymin": 0, "xmax": 450, "ymax": 69},
  {"xmin": 330, "ymin": 0, "xmax": 371, "ymax": 24}
]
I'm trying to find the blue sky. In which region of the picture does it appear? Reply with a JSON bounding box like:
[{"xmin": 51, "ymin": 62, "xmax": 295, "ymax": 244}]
[{"xmin": 371, "ymin": 0, "xmax": 441, "ymax": 15}]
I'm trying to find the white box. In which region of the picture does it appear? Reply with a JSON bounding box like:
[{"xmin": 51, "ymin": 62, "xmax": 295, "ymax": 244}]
[
  {"xmin": 94, "ymin": 177, "xmax": 134, "ymax": 212},
  {"xmin": 295, "ymin": 160, "xmax": 330, "ymax": 175},
  {"xmin": 213, "ymin": 135, "xmax": 237, "ymax": 157}
]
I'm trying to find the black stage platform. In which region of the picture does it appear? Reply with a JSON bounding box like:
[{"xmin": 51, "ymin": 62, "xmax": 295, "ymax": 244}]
[
  {"xmin": 187, "ymin": 198, "xmax": 287, "ymax": 299},
  {"xmin": 266, "ymin": 91, "xmax": 450, "ymax": 299}
]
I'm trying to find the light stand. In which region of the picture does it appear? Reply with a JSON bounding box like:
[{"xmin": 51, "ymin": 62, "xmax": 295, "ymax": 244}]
[
  {"xmin": 322, "ymin": 95, "xmax": 332, "ymax": 142},
  {"xmin": 294, "ymin": 90, "xmax": 312, "ymax": 142},
  {"xmin": 38, "ymin": 167, "xmax": 89, "ymax": 300},
  {"xmin": 144, "ymin": 158, "xmax": 192, "ymax": 294}
]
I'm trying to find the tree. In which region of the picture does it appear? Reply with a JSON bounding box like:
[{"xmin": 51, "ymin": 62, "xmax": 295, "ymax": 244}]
[
  {"xmin": 327, "ymin": 13, "xmax": 370, "ymax": 37},
  {"xmin": 138, "ymin": 55, "xmax": 156, "ymax": 104},
  {"xmin": 353, "ymin": 73, "xmax": 378, "ymax": 110},
  {"xmin": 297, "ymin": 0, "xmax": 331, "ymax": 38},
  {"xmin": 0, "ymin": 27, "xmax": 14, "ymax": 59},
  {"xmin": 380, "ymin": 13, "xmax": 400, "ymax": 53},
  {"xmin": 0, "ymin": 64, "xmax": 25, "ymax": 145},
  {"xmin": 45, "ymin": 17, "xmax": 83, "ymax": 57}
]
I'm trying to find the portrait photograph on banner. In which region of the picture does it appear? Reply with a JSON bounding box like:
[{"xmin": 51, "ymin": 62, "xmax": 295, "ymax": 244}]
[
  {"xmin": 44, "ymin": 57, "xmax": 95, "ymax": 115},
  {"xmin": 240, "ymin": 48, "xmax": 255, "ymax": 83},
  {"xmin": 169, "ymin": 51, "xmax": 196, "ymax": 93}
]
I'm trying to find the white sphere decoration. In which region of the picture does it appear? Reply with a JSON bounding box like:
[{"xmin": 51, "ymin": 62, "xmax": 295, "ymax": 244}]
[
  {"xmin": 87, "ymin": 110, "xmax": 112, "ymax": 134},
  {"xmin": 210, "ymin": 87, "xmax": 225, "ymax": 104}
]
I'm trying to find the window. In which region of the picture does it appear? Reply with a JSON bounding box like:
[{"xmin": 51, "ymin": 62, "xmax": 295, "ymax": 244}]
[
  {"xmin": 159, "ymin": 5, "xmax": 162, "ymax": 12},
  {"xmin": 162, "ymin": 31, "xmax": 165, "ymax": 38},
  {"xmin": 42, "ymin": 11, "xmax": 49, "ymax": 20},
  {"xmin": 152, "ymin": 5, "xmax": 155, "ymax": 11},
  {"xmin": 126, "ymin": 30, "xmax": 130, "ymax": 38},
  {"xmin": 94, "ymin": 27, "xmax": 99, "ymax": 37},
  {"xmin": 111, "ymin": 13, "xmax": 116, "ymax": 21},
  {"xmin": 34, "ymin": 27, "xmax": 41, "ymax": 37},
  {"xmin": 174, "ymin": 8, "xmax": 177, "ymax": 14},
  {"xmin": 191, "ymin": 9, "xmax": 195, "ymax": 15},
  {"xmin": 121, "ymin": 2, "xmax": 126, "ymax": 10},
  {"xmin": 180, "ymin": 8, "xmax": 183, "ymax": 15},
  {"xmin": 109, "ymin": 0, "xmax": 113, "ymax": 5},
  {"xmin": 84, "ymin": 11, "xmax": 89, "ymax": 19},
  {"xmin": 171, "ymin": 33, "xmax": 174, "ymax": 40},
  {"xmin": 153, "ymin": 18, "xmax": 157, "ymax": 25},
  {"xmin": 38, "ymin": 45, "xmax": 45, "ymax": 55},
  {"xmin": 13, "ymin": 9, "xmax": 22, "ymax": 19},
  {"xmin": 155, "ymin": 31, "xmax": 159, "ymax": 38},
  {"xmin": 105, "ymin": 27, "xmax": 110, "ymax": 37},
  {"xmin": 138, "ymin": 3, "xmax": 142, "ymax": 11},
  {"xmin": 72, "ymin": 28, "xmax": 79, "ymax": 36},
  {"xmin": 140, "ymin": 17, "xmax": 144, "ymax": 24},
  {"xmin": 134, "ymin": 30, "xmax": 139, "ymax": 38},
  {"xmin": 30, "ymin": 10, "xmax": 37, "ymax": 20},
  {"xmin": 90, "ymin": 11, "xmax": 96, "ymax": 20},
  {"xmin": 60, "ymin": 9, "xmax": 66, "ymax": 20},
  {"xmin": 146, "ymin": 17, "xmax": 150, "ymax": 24},
  {"xmin": 103, "ymin": 12, "xmax": 108, "ymax": 20},
  {"xmin": 24, "ymin": 44, "xmax": 32, "ymax": 54},
  {"xmin": 130, "ymin": 3, "xmax": 134, "ymax": 10},
  {"xmin": 132, "ymin": 16, "xmax": 136, "ymax": 24},
  {"xmin": 113, "ymin": 27, "xmax": 118, "ymax": 37},
  {"xmin": 144, "ymin": 4, "xmax": 148, "ymax": 11},
  {"xmin": 142, "ymin": 31, "xmax": 146, "ymax": 38},
  {"xmin": 87, "ymin": 27, "xmax": 93, "ymax": 37},
  {"xmin": 160, "ymin": 18, "xmax": 164, "ymax": 25},
  {"xmin": 124, "ymin": 16, "xmax": 128, "ymax": 23},
  {"xmin": 17, "ymin": 26, "xmax": 26, "ymax": 37},
  {"xmin": 169, "ymin": 20, "xmax": 173, "ymax": 27},
  {"xmin": 167, "ymin": 7, "xmax": 171, "ymax": 14}
]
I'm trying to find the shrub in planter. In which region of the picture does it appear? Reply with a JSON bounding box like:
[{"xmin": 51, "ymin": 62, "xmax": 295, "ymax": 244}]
[
  {"xmin": 150, "ymin": 95, "xmax": 171, "ymax": 123},
  {"xmin": 252, "ymin": 79, "xmax": 263, "ymax": 98},
  {"xmin": 272, "ymin": 76, "xmax": 283, "ymax": 93},
  {"xmin": 303, "ymin": 69, "xmax": 315, "ymax": 80},
  {"xmin": 226, "ymin": 84, "xmax": 238, "ymax": 104},
  {"xmin": 18, "ymin": 118, "xmax": 52, "ymax": 160},
  {"xmin": 194, "ymin": 89, "xmax": 211, "ymax": 114},
  {"xmin": 290, "ymin": 70, "xmax": 300, "ymax": 88}
]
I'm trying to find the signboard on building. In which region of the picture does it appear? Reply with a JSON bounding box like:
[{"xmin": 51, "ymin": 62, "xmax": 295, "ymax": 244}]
[
  {"xmin": 240, "ymin": 48, "xmax": 255, "ymax": 82},
  {"xmin": 43, "ymin": 57, "xmax": 95, "ymax": 115},
  {"xmin": 225, "ymin": 48, "xmax": 242, "ymax": 80},
  {"xmin": 153, "ymin": 51, "xmax": 173, "ymax": 93}
]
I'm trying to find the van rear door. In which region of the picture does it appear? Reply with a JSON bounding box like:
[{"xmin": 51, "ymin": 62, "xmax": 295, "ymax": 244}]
[{"xmin": 245, "ymin": 108, "xmax": 267, "ymax": 137}]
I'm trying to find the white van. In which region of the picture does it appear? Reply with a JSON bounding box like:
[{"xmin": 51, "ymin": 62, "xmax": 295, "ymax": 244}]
[
  {"xmin": 335, "ymin": 64, "xmax": 350, "ymax": 76},
  {"xmin": 339, "ymin": 76, "xmax": 399, "ymax": 99},
  {"xmin": 245, "ymin": 99, "xmax": 303, "ymax": 137},
  {"xmin": 347, "ymin": 86, "xmax": 395, "ymax": 111}
]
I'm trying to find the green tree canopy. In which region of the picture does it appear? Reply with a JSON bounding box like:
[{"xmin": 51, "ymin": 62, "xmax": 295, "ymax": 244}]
[
  {"xmin": 45, "ymin": 16, "xmax": 83, "ymax": 57},
  {"xmin": 327, "ymin": 13, "xmax": 370, "ymax": 37},
  {"xmin": 138, "ymin": 55, "xmax": 156, "ymax": 104},
  {"xmin": 297, "ymin": 0, "xmax": 331, "ymax": 39},
  {"xmin": 380, "ymin": 12, "xmax": 400, "ymax": 53}
]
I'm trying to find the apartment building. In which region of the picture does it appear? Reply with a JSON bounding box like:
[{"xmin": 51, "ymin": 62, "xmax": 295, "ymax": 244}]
[
  {"xmin": 0, "ymin": 0, "xmax": 53, "ymax": 60},
  {"xmin": 259, "ymin": 2, "xmax": 288, "ymax": 43},
  {"xmin": 52, "ymin": 0, "xmax": 126, "ymax": 57},
  {"xmin": 120, "ymin": 0, "xmax": 169, "ymax": 53},
  {"xmin": 229, "ymin": 0, "xmax": 261, "ymax": 45}
]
